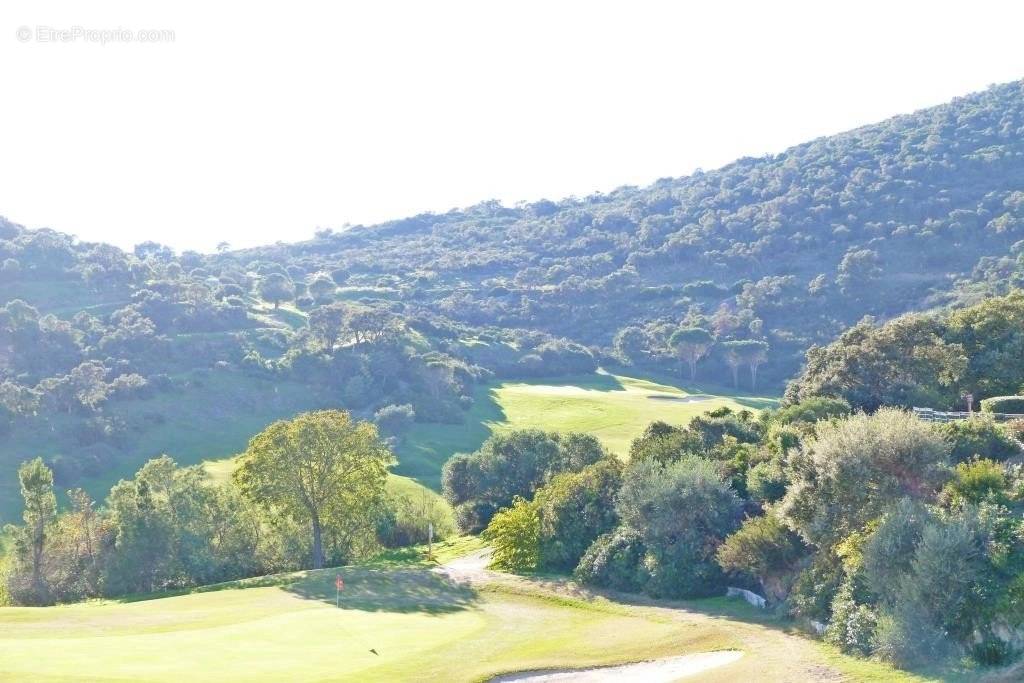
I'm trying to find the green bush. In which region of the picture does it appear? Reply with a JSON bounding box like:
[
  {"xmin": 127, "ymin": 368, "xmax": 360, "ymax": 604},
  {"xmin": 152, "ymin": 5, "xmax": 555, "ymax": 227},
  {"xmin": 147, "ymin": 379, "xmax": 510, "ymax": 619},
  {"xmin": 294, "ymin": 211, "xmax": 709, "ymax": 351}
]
[
  {"xmin": 574, "ymin": 528, "xmax": 649, "ymax": 592},
  {"xmin": 939, "ymin": 418, "xmax": 1021, "ymax": 463},
  {"xmin": 980, "ymin": 396, "xmax": 1024, "ymax": 414},
  {"xmin": 534, "ymin": 458, "xmax": 622, "ymax": 571},
  {"xmin": 484, "ymin": 497, "xmax": 540, "ymax": 572},
  {"xmin": 825, "ymin": 580, "xmax": 878, "ymax": 656}
]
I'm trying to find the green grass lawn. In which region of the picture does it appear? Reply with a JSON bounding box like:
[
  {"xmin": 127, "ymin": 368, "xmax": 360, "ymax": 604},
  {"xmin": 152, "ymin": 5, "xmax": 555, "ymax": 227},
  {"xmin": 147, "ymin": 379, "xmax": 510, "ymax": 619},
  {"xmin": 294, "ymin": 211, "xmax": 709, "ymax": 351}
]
[
  {"xmin": 0, "ymin": 538, "xmax": 931, "ymax": 683},
  {"xmin": 394, "ymin": 369, "xmax": 778, "ymax": 488},
  {"xmin": 0, "ymin": 371, "xmax": 341, "ymax": 521},
  {"xmin": 2, "ymin": 368, "xmax": 774, "ymax": 526}
]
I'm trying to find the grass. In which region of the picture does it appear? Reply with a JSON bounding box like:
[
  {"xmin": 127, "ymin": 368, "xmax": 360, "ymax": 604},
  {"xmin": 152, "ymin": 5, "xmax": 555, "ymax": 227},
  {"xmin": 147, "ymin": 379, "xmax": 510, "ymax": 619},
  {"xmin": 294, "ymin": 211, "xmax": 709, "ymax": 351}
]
[
  {"xmin": 0, "ymin": 371, "xmax": 340, "ymax": 521},
  {"xmin": 394, "ymin": 369, "xmax": 778, "ymax": 488},
  {"xmin": 0, "ymin": 538, "xmax": 928, "ymax": 683}
]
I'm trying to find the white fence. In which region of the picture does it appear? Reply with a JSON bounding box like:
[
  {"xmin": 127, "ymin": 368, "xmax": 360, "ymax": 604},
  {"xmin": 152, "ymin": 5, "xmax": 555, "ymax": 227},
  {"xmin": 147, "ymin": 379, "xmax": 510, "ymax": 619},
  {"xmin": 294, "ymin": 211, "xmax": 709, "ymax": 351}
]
[{"xmin": 912, "ymin": 407, "xmax": 1024, "ymax": 423}]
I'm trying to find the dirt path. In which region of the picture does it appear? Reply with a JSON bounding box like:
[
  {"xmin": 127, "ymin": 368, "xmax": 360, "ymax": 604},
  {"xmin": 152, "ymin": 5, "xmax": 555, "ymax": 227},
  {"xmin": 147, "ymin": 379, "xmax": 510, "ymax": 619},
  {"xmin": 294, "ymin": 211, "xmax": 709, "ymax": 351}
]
[
  {"xmin": 490, "ymin": 650, "xmax": 743, "ymax": 682},
  {"xmin": 437, "ymin": 550, "xmax": 847, "ymax": 683}
]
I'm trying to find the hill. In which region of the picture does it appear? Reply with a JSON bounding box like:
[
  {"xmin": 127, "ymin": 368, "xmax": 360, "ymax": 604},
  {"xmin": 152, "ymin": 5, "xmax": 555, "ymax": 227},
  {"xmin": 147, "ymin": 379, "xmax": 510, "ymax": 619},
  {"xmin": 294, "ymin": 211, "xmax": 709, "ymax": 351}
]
[{"xmin": 2, "ymin": 79, "xmax": 1024, "ymax": 518}]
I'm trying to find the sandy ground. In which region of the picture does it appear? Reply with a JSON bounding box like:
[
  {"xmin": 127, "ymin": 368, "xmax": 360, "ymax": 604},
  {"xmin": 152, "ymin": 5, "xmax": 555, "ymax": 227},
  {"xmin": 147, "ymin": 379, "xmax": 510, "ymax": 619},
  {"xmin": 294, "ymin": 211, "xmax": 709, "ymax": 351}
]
[{"xmin": 489, "ymin": 650, "xmax": 744, "ymax": 682}]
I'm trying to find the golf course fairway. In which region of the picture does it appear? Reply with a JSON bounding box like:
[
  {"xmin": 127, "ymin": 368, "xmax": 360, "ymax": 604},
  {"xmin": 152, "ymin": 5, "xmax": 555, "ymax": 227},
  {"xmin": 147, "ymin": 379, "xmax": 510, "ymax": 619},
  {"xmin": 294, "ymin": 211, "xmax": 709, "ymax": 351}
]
[{"xmin": 0, "ymin": 542, "xmax": 926, "ymax": 683}]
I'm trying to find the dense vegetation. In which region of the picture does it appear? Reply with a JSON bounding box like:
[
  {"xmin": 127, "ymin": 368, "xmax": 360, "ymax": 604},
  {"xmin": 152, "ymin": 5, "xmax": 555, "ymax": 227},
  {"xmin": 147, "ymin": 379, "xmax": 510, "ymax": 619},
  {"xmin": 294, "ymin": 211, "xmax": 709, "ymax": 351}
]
[
  {"xmin": 3, "ymin": 80, "xmax": 1024, "ymax": 513},
  {"xmin": 479, "ymin": 400, "xmax": 1024, "ymax": 670},
  {"xmin": 0, "ymin": 410, "xmax": 451, "ymax": 604},
  {"xmin": 4, "ymin": 78, "xmax": 1024, "ymax": 679}
]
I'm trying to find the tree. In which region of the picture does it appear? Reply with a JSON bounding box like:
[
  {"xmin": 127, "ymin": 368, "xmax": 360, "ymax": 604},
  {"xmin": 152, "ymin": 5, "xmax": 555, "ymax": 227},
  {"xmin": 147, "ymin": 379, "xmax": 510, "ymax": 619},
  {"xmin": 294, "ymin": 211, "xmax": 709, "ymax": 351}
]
[
  {"xmin": 616, "ymin": 455, "xmax": 741, "ymax": 597},
  {"xmin": 612, "ymin": 326, "xmax": 648, "ymax": 364},
  {"xmin": 836, "ymin": 248, "xmax": 882, "ymax": 296},
  {"xmin": 484, "ymin": 497, "xmax": 540, "ymax": 572},
  {"xmin": 234, "ymin": 410, "xmax": 392, "ymax": 569},
  {"xmin": 308, "ymin": 302, "xmax": 350, "ymax": 348},
  {"xmin": 785, "ymin": 315, "xmax": 967, "ymax": 411},
  {"xmin": 258, "ymin": 273, "xmax": 295, "ymax": 309},
  {"xmin": 16, "ymin": 458, "xmax": 57, "ymax": 599},
  {"xmin": 668, "ymin": 327, "xmax": 714, "ymax": 380},
  {"xmin": 738, "ymin": 340, "xmax": 769, "ymax": 390},
  {"xmin": 721, "ymin": 340, "xmax": 745, "ymax": 388},
  {"xmin": 779, "ymin": 409, "xmax": 949, "ymax": 547},
  {"xmin": 307, "ymin": 275, "xmax": 336, "ymax": 304},
  {"xmin": 533, "ymin": 458, "xmax": 622, "ymax": 570},
  {"xmin": 441, "ymin": 430, "xmax": 605, "ymax": 533}
]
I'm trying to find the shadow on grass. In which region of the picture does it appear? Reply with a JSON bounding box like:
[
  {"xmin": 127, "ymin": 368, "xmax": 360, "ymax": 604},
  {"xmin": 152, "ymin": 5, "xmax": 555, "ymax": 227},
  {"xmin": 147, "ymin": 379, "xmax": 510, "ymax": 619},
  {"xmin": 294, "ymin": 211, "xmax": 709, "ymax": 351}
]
[{"xmin": 284, "ymin": 567, "xmax": 479, "ymax": 615}]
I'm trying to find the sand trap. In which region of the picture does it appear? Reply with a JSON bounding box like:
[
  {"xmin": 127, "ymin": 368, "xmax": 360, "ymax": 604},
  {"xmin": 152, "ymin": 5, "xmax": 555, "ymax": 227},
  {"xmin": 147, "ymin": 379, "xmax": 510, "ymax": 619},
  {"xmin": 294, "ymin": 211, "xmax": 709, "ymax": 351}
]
[
  {"xmin": 491, "ymin": 650, "xmax": 743, "ymax": 682},
  {"xmin": 645, "ymin": 394, "xmax": 713, "ymax": 402}
]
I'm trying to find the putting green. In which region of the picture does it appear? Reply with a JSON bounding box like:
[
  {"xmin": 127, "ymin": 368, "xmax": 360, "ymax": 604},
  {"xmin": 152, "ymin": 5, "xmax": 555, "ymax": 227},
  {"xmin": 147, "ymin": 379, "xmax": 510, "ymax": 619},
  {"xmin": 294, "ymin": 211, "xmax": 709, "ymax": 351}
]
[{"xmin": 0, "ymin": 566, "xmax": 729, "ymax": 682}]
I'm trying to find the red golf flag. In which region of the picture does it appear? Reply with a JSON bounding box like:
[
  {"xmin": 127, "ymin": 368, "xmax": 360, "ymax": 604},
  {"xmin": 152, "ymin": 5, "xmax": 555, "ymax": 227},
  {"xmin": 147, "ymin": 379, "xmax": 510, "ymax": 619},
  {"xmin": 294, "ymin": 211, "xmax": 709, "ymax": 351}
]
[{"xmin": 335, "ymin": 575, "xmax": 344, "ymax": 591}]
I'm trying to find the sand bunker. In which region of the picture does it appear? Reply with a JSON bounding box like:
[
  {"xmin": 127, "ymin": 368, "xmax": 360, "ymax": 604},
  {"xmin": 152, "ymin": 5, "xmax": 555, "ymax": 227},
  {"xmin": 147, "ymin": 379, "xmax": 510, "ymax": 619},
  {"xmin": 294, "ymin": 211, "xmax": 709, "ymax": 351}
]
[{"xmin": 491, "ymin": 650, "xmax": 744, "ymax": 682}]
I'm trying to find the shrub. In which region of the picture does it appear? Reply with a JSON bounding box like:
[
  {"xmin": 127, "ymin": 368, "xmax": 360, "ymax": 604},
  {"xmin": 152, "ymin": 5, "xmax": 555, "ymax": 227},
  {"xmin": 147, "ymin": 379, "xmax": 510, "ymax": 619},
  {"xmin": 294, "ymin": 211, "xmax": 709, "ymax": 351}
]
[
  {"xmin": 374, "ymin": 403, "xmax": 416, "ymax": 437},
  {"xmin": 716, "ymin": 513, "xmax": 805, "ymax": 601},
  {"xmin": 616, "ymin": 456, "xmax": 741, "ymax": 598},
  {"xmin": 534, "ymin": 458, "xmax": 622, "ymax": 571},
  {"xmin": 939, "ymin": 459, "xmax": 1010, "ymax": 507},
  {"xmin": 939, "ymin": 418, "xmax": 1021, "ymax": 463},
  {"xmin": 786, "ymin": 551, "xmax": 845, "ymax": 622},
  {"xmin": 377, "ymin": 491, "xmax": 455, "ymax": 547},
  {"xmin": 574, "ymin": 528, "xmax": 649, "ymax": 592},
  {"xmin": 484, "ymin": 497, "xmax": 540, "ymax": 572},
  {"xmin": 825, "ymin": 580, "xmax": 878, "ymax": 656},
  {"xmin": 441, "ymin": 430, "xmax": 605, "ymax": 532},
  {"xmin": 779, "ymin": 409, "xmax": 949, "ymax": 547},
  {"xmin": 746, "ymin": 459, "xmax": 788, "ymax": 505},
  {"xmin": 980, "ymin": 396, "xmax": 1024, "ymax": 414},
  {"xmin": 774, "ymin": 397, "xmax": 852, "ymax": 427}
]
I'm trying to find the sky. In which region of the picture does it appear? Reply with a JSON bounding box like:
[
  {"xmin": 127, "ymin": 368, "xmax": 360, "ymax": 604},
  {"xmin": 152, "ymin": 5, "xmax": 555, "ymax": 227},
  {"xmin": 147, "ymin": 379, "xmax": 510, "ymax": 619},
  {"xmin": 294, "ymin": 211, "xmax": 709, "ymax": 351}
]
[{"xmin": 1, "ymin": 1, "xmax": 1023, "ymax": 253}]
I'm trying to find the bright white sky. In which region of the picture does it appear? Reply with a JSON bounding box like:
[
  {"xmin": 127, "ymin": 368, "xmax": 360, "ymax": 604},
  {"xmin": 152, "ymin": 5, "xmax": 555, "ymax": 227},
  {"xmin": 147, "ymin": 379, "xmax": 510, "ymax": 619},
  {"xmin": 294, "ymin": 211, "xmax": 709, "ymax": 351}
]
[{"xmin": 1, "ymin": 1, "xmax": 1023, "ymax": 253}]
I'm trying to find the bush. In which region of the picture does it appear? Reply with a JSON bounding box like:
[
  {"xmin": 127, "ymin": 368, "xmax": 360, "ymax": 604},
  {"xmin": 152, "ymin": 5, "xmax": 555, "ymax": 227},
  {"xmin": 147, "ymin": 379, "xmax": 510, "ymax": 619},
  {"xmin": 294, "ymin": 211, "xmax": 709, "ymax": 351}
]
[
  {"xmin": 786, "ymin": 551, "xmax": 845, "ymax": 622},
  {"xmin": 939, "ymin": 459, "xmax": 1010, "ymax": 507},
  {"xmin": 574, "ymin": 528, "xmax": 649, "ymax": 592},
  {"xmin": 377, "ymin": 491, "xmax": 455, "ymax": 547},
  {"xmin": 716, "ymin": 513, "xmax": 805, "ymax": 601},
  {"xmin": 980, "ymin": 396, "xmax": 1024, "ymax": 414},
  {"xmin": 825, "ymin": 581, "xmax": 878, "ymax": 656},
  {"xmin": 746, "ymin": 459, "xmax": 788, "ymax": 505},
  {"xmin": 534, "ymin": 458, "xmax": 622, "ymax": 571},
  {"xmin": 779, "ymin": 409, "xmax": 949, "ymax": 547},
  {"xmin": 441, "ymin": 430, "xmax": 605, "ymax": 532},
  {"xmin": 484, "ymin": 497, "xmax": 540, "ymax": 572},
  {"xmin": 374, "ymin": 403, "xmax": 415, "ymax": 437},
  {"xmin": 616, "ymin": 455, "xmax": 741, "ymax": 598},
  {"xmin": 939, "ymin": 418, "xmax": 1021, "ymax": 463}
]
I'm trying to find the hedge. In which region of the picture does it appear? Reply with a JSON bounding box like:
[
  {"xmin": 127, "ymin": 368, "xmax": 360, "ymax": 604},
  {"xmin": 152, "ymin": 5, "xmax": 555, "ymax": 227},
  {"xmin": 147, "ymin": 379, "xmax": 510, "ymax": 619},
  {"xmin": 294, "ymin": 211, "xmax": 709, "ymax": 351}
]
[{"xmin": 979, "ymin": 396, "xmax": 1024, "ymax": 414}]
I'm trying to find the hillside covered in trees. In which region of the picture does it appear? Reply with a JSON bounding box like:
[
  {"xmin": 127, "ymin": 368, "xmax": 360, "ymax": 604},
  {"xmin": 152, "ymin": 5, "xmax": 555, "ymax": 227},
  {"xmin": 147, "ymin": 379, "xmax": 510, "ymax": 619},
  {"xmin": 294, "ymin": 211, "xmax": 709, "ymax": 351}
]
[{"xmin": 2, "ymin": 79, "xmax": 1024, "ymax": 519}]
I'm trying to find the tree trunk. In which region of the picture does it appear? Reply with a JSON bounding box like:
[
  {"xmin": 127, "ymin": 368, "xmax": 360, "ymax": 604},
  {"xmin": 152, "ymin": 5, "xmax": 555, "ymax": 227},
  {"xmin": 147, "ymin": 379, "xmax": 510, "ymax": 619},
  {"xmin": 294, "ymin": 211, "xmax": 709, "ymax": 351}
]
[
  {"xmin": 688, "ymin": 356, "xmax": 697, "ymax": 380},
  {"xmin": 750, "ymin": 363, "xmax": 758, "ymax": 391},
  {"xmin": 31, "ymin": 520, "xmax": 45, "ymax": 598},
  {"xmin": 311, "ymin": 514, "xmax": 324, "ymax": 569},
  {"xmin": 730, "ymin": 364, "xmax": 739, "ymax": 388}
]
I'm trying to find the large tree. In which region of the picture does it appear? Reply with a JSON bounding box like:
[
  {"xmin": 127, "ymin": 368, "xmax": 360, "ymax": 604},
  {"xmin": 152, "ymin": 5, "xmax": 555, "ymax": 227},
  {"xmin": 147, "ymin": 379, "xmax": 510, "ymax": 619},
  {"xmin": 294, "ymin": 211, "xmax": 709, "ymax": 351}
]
[
  {"xmin": 668, "ymin": 327, "xmax": 714, "ymax": 381},
  {"xmin": 234, "ymin": 410, "xmax": 391, "ymax": 569},
  {"xmin": 258, "ymin": 273, "xmax": 295, "ymax": 309}
]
